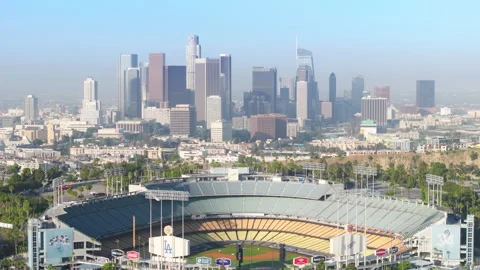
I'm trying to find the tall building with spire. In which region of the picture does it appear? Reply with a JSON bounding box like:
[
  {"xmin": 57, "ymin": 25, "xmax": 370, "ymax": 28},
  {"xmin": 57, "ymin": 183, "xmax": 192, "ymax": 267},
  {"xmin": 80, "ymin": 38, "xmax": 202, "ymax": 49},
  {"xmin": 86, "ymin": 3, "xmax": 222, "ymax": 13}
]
[
  {"xmin": 296, "ymin": 46, "xmax": 319, "ymax": 119},
  {"xmin": 296, "ymin": 48, "xmax": 315, "ymax": 81},
  {"xmin": 186, "ymin": 35, "xmax": 201, "ymax": 91}
]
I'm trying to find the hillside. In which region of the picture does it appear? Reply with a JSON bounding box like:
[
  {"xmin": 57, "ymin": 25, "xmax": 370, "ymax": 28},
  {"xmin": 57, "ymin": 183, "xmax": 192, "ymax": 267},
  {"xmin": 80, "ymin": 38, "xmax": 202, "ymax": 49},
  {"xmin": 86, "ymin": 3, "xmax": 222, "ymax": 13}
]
[{"xmin": 325, "ymin": 149, "xmax": 480, "ymax": 170}]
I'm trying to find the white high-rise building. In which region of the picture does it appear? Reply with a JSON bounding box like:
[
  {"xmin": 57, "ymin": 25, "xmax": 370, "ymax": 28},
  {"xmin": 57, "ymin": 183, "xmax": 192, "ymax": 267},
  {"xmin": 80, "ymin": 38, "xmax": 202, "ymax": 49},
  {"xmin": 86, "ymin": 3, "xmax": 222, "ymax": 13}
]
[
  {"xmin": 81, "ymin": 77, "xmax": 101, "ymax": 125},
  {"xmin": 186, "ymin": 35, "xmax": 201, "ymax": 91},
  {"xmin": 83, "ymin": 77, "xmax": 98, "ymax": 102},
  {"xmin": 139, "ymin": 64, "xmax": 149, "ymax": 118},
  {"xmin": 24, "ymin": 95, "xmax": 38, "ymax": 123},
  {"xmin": 296, "ymin": 81, "xmax": 309, "ymax": 122},
  {"xmin": 211, "ymin": 120, "xmax": 232, "ymax": 142},
  {"xmin": 206, "ymin": 95, "xmax": 222, "ymax": 129}
]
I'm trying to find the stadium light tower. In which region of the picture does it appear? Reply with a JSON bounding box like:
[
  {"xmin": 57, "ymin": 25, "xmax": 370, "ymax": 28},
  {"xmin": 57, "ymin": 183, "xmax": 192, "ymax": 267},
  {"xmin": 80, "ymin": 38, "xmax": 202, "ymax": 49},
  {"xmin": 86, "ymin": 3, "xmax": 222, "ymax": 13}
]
[
  {"xmin": 145, "ymin": 190, "xmax": 189, "ymax": 270},
  {"xmin": 426, "ymin": 174, "xmax": 444, "ymax": 206},
  {"xmin": 52, "ymin": 176, "xmax": 66, "ymax": 206},
  {"xmin": 353, "ymin": 166, "xmax": 377, "ymax": 193},
  {"xmin": 104, "ymin": 168, "xmax": 125, "ymax": 196},
  {"xmin": 300, "ymin": 162, "xmax": 325, "ymax": 180}
]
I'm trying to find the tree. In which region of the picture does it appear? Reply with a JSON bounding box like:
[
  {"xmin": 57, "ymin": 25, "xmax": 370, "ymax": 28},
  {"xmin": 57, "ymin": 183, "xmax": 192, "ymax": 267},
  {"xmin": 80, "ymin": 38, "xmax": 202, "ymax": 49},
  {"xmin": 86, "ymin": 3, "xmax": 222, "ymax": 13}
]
[
  {"xmin": 85, "ymin": 184, "xmax": 92, "ymax": 192},
  {"xmin": 6, "ymin": 164, "xmax": 20, "ymax": 174},
  {"xmin": 210, "ymin": 161, "xmax": 221, "ymax": 168},
  {"xmin": 316, "ymin": 260, "xmax": 325, "ymax": 270},
  {"xmin": 232, "ymin": 130, "xmax": 250, "ymax": 143},
  {"xmin": 345, "ymin": 263, "xmax": 357, "ymax": 270},
  {"xmin": 470, "ymin": 151, "xmax": 478, "ymax": 161},
  {"xmin": 397, "ymin": 261, "xmax": 411, "ymax": 270},
  {"xmin": 80, "ymin": 165, "xmax": 90, "ymax": 180},
  {"xmin": 430, "ymin": 162, "xmax": 447, "ymax": 178},
  {"xmin": 32, "ymin": 169, "xmax": 45, "ymax": 183},
  {"xmin": 101, "ymin": 262, "xmax": 115, "ymax": 270},
  {"xmin": 32, "ymin": 139, "xmax": 44, "ymax": 146},
  {"xmin": 47, "ymin": 167, "xmax": 62, "ymax": 180}
]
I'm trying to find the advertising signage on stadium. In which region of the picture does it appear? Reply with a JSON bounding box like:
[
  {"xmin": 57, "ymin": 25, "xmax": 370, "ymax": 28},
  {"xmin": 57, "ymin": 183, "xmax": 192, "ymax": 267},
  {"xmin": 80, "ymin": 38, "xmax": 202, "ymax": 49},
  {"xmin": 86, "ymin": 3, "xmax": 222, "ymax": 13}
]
[
  {"xmin": 432, "ymin": 225, "xmax": 461, "ymax": 260},
  {"xmin": 126, "ymin": 251, "xmax": 140, "ymax": 260},
  {"xmin": 311, "ymin": 256, "xmax": 326, "ymax": 264},
  {"xmin": 149, "ymin": 235, "xmax": 190, "ymax": 257},
  {"xmin": 216, "ymin": 258, "xmax": 231, "ymax": 266},
  {"xmin": 389, "ymin": 246, "xmax": 399, "ymax": 254},
  {"xmin": 196, "ymin": 257, "xmax": 211, "ymax": 265},
  {"xmin": 111, "ymin": 249, "xmax": 124, "ymax": 257},
  {"xmin": 375, "ymin": 248, "xmax": 387, "ymax": 257},
  {"xmin": 293, "ymin": 257, "xmax": 309, "ymax": 266},
  {"xmin": 330, "ymin": 234, "xmax": 366, "ymax": 256},
  {"xmin": 44, "ymin": 228, "xmax": 74, "ymax": 265}
]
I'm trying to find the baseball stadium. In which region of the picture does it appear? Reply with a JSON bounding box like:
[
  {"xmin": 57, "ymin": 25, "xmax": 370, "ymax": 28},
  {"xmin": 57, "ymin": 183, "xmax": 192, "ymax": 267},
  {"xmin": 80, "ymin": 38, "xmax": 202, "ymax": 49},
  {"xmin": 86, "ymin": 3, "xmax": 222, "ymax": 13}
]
[{"xmin": 29, "ymin": 175, "xmax": 474, "ymax": 269}]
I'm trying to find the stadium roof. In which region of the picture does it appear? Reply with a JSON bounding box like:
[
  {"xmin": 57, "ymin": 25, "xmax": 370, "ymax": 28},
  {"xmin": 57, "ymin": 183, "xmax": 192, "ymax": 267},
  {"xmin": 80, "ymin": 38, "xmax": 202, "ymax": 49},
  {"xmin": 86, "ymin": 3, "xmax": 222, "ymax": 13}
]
[
  {"xmin": 144, "ymin": 181, "xmax": 339, "ymax": 200},
  {"xmin": 57, "ymin": 182, "xmax": 444, "ymax": 240}
]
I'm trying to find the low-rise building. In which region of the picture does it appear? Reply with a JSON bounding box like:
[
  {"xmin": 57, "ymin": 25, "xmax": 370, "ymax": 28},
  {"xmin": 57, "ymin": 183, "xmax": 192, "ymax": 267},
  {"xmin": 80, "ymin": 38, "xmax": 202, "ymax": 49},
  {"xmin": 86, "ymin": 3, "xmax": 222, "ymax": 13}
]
[
  {"xmin": 70, "ymin": 146, "xmax": 175, "ymax": 160},
  {"xmin": 5, "ymin": 147, "xmax": 61, "ymax": 159},
  {"xmin": 391, "ymin": 139, "xmax": 413, "ymax": 151},
  {"xmin": 116, "ymin": 120, "xmax": 147, "ymax": 134},
  {"xmin": 96, "ymin": 128, "xmax": 124, "ymax": 139}
]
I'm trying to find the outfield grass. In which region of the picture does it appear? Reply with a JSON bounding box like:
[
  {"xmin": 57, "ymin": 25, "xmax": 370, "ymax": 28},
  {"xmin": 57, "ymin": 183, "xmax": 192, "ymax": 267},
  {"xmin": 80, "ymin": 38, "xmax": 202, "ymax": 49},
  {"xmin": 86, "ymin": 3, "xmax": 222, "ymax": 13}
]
[{"xmin": 187, "ymin": 245, "xmax": 301, "ymax": 269}]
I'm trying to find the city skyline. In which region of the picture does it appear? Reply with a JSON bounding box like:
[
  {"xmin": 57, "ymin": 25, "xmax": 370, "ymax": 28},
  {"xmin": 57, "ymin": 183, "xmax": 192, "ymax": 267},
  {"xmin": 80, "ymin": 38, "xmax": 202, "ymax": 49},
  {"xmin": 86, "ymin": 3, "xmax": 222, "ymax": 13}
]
[{"xmin": 2, "ymin": 1, "xmax": 480, "ymax": 104}]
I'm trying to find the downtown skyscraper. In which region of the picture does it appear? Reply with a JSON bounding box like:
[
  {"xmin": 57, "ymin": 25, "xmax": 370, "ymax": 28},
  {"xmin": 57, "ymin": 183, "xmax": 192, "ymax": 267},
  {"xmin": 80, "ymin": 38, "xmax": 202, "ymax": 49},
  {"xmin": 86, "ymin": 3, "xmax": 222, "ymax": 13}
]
[
  {"xmin": 81, "ymin": 77, "xmax": 101, "ymax": 125},
  {"xmin": 296, "ymin": 48, "xmax": 315, "ymax": 82},
  {"xmin": 125, "ymin": 68, "xmax": 142, "ymax": 118},
  {"xmin": 329, "ymin": 73, "xmax": 336, "ymax": 103},
  {"xmin": 165, "ymin": 65, "xmax": 189, "ymax": 108},
  {"xmin": 279, "ymin": 76, "xmax": 296, "ymax": 101},
  {"xmin": 24, "ymin": 94, "xmax": 38, "ymax": 123},
  {"xmin": 220, "ymin": 54, "xmax": 232, "ymax": 120},
  {"xmin": 352, "ymin": 75, "xmax": 365, "ymax": 113},
  {"xmin": 296, "ymin": 47, "xmax": 319, "ymax": 120},
  {"xmin": 194, "ymin": 58, "xmax": 220, "ymax": 122},
  {"xmin": 186, "ymin": 35, "xmax": 201, "ymax": 91},
  {"xmin": 416, "ymin": 80, "xmax": 435, "ymax": 108},
  {"xmin": 250, "ymin": 67, "xmax": 277, "ymax": 113},
  {"xmin": 118, "ymin": 54, "xmax": 138, "ymax": 119},
  {"xmin": 296, "ymin": 66, "xmax": 316, "ymax": 128},
  {"xmin": 148, "ymin": 53, "xmax": 166, "ymax": 104}
]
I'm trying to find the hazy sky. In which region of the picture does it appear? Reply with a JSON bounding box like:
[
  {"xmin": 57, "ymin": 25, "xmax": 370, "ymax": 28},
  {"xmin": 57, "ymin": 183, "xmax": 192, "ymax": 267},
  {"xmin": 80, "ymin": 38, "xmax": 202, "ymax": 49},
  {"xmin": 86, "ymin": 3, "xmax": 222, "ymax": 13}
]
[{"xmin": 2, "ymin": 0, "xmax": 480, "ymax": 104}]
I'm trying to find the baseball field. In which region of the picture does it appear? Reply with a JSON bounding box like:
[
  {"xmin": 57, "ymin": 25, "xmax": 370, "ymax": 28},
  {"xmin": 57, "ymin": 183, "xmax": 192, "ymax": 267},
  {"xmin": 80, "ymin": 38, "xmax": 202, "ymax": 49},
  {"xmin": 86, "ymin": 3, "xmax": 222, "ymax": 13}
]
[{"xmin": 187, "ymin": 244, "xmax": 301, "ymax": 269}]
